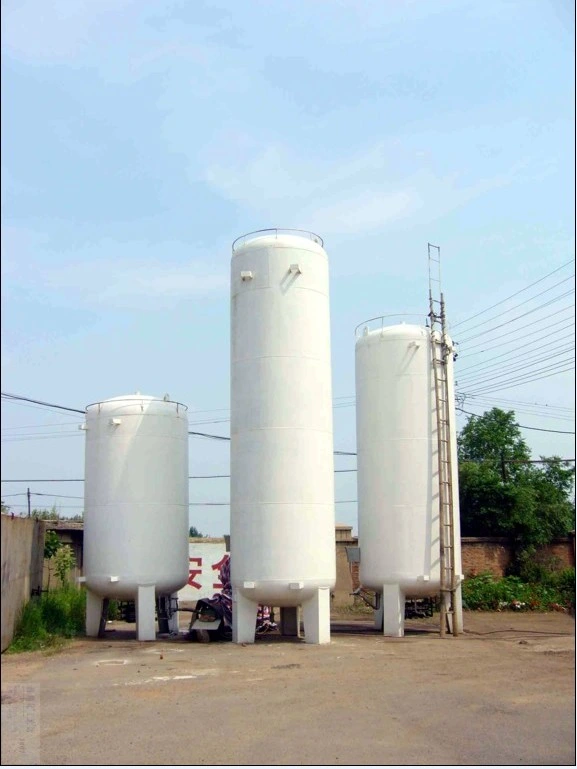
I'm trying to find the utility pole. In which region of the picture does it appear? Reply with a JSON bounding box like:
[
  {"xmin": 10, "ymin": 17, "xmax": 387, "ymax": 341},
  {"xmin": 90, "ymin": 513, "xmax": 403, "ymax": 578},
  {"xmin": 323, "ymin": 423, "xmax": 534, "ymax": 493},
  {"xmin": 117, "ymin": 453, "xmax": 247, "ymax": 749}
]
[{"xmin": 27, "ymin": 487, "xmax": 31, "ymax": 518}]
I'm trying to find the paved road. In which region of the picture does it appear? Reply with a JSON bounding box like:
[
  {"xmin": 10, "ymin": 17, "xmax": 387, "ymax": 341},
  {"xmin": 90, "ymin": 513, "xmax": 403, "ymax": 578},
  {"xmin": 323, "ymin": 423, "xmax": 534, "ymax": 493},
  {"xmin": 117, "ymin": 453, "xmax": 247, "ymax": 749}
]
[{"xmin": 2, "ymin": 612, "xmax": 575, "ymax": 766}]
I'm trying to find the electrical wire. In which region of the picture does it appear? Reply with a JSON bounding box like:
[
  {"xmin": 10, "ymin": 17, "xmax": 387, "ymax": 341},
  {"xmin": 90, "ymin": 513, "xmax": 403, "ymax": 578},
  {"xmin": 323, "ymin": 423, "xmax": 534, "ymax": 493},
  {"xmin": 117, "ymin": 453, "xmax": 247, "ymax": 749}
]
[
  {"xmin": 457, "ymin": 394, "xmax": 574, "ymax": 419},
  {"xmin": 456, "ymin": 306, "xmax": 574, "ymax": 354},
  {"xmin": 456, "ymin": 408, "xmax": 575, "ymax": 434},
  {"xmin": 457, "ymin": 349, "xmax": 575, "ymax": 387},
  {"xmin": 461, "ymin": 364, "xmax": 575, "ymax": 396},
  {"xmin": 459, "ymin": 395, "xmax": 574, "ymax": 412},
  {"xmin": 452, "ymin": 275, "xmax": 574, "ymax": 336},
  {"xmin": 1, "ymin": 421, "xmax": 82, "ymax": 432},
  {"xmin": 451, "ymin": 258, "xmax": 575, "ymax": 330},
  {"xmin": 462, "ymin": 359, "xmax": 575, "ymax": 393},
  {"xmin": 455, "ymin": 333, "xmax": 575, "ymax": 376},
  {"xmin": 1, "ymin": 392, "xmax": 84, "ymax": 414},
  {"xmin": 457, "ymin": 289, "xmax": 574, "ymax": 344},
  {"xmin": 456, "ymin": 323, "xmax": 575, "ymax": 363}
]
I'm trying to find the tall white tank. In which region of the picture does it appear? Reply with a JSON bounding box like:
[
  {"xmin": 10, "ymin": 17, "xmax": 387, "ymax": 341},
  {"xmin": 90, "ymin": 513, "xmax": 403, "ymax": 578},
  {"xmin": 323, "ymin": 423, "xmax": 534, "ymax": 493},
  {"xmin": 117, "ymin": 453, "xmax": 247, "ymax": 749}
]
[
  {"xmin": 355, "ymin": 321, "xmax": 462, "ymax": 636},
  {"xmin": 230, "ymin": 229, "xmax": 336, "ymax": 644},
  {"xmin": 83, "ymin": 394, "xmax": 189, "ymax": 640}
]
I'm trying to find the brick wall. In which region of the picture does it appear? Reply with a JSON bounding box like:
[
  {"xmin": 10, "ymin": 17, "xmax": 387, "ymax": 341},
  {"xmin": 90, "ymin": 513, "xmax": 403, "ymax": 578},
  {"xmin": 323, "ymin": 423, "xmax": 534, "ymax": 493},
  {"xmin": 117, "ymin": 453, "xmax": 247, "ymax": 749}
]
[
  {"xmin": 333, "ymin": 534, "xmax": 576, "ymax": 604},
  {"xmin": 461, "ymin": 538, "xmax": 513, "ymax": 578},
  {"xmin": 461, "ymin": 537, "xmax": 575, "ymax": 578}
]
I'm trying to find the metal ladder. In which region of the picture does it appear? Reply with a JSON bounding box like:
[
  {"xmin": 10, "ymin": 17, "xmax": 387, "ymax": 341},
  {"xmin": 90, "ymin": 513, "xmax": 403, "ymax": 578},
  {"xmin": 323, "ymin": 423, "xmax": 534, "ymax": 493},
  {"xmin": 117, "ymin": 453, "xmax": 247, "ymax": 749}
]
[{"xmin": 428, "ymin": 243, "xmax": 458, "ymax": 637}]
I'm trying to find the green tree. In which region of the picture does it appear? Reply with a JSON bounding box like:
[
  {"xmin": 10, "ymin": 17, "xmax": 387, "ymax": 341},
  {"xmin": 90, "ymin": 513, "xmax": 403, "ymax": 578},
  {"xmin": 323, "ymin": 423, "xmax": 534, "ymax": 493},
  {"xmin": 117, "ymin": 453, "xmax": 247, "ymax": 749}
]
[
  {"xmin": 44, "ymin": 530, "xmax": 61, "ymax": 560},
  {"xmin": 53, "ymin": 545, "xmax": 76, "ymax": 589},
  {"xmin": 458, "ymin": 408, "xmax": 575, "ymax": 554},
  {"xmin": 189, "ymin": 526, "xmax": 204, "ymax": 538},
  {"xmin": 33, "ymin": 505, "xmax": 83, "ymax": 522}
]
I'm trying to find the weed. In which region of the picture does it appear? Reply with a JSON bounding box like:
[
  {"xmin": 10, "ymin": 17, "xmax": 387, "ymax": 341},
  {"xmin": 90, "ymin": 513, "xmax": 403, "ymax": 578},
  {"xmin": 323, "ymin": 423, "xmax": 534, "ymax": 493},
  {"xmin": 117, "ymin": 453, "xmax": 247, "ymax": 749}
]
[{"xmin": 7, "ymin": 588, "xmax": 86, "ymax": 653}]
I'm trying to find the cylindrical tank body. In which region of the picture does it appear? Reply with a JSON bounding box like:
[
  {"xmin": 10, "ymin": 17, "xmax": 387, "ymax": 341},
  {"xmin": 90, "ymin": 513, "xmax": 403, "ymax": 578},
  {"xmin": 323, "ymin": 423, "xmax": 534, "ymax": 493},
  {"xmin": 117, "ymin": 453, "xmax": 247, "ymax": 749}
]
[
  {"xmin": 230, "ymin": 230, "xmax": 336, "ymax": 608},
  {"xmin": 84, "ymin": 395, "xmax": 189, "ymax": 600},
  {"xmin": 355, "ymin": 323, "xmax": 461, "ymax": 599}
]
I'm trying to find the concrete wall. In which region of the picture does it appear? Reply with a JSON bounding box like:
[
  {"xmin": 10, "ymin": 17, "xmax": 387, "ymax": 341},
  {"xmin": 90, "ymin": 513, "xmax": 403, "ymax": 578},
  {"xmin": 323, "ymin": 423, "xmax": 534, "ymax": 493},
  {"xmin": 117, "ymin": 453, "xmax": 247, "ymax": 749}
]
[
  {"xmin": 1, "ymin": 515, "xmax": 45, "ymax": 652},
  {"xmin": 333, "ymin": 526, "xmax": 360, "ymax": 607}
]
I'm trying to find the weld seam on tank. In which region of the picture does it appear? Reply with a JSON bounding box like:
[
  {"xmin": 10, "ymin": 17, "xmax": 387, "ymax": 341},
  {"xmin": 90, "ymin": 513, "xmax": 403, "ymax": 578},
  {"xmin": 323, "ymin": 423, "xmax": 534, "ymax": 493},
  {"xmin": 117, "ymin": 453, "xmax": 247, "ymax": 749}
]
[
  {"xmin": 232, "ymin": 502, "xmax": 334, "ymax": 506},
  {"xmin": 233, "ymin": 354, "xmax": 330, "ymax": 362},
  {"xmin": 231, "ymin": 428, "xmax": 333, "ymax": 434},
  {"xmin": 233, "ymin": 286, "xmax": 329, "ymax": 298}
]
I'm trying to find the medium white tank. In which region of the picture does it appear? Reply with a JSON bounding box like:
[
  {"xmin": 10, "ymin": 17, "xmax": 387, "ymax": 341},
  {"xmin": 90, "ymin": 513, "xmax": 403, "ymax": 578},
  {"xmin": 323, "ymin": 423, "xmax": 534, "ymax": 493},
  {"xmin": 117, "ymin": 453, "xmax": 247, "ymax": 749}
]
[
  {"xmin": 355, "ymin": 321, "xmax": 462, "ymax": 636},
  {"xmin": 230, "ymin": 229, "xmax": 336, "ymax": 644},
  {"xmin": 83, "ymin": 394, "xmax": 189, "ymax": 641}
]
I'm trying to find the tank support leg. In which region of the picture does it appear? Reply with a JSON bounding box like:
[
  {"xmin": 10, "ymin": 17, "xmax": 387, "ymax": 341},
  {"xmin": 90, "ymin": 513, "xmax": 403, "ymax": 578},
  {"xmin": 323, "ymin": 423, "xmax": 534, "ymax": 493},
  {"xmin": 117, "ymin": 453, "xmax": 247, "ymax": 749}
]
[
  {"xmin": 382, "ymin": 584, "xmax": 404, "ymax": 637},
  {"xmin": 453, "ymin": 583, "xmax": 463, "ymax": 635},
  {"xmin": 232, "ymin": 589, "xmax": 258, "ymax": 644},
  {"xmin": 167, "ymin": 592, "xmax": 179, "ymax": 634},
  {"xmin": 373, "ymin": 595, "xmax": 384, "ymax": 631},
  {"xmin": 302, "ymin": 587, "xmax": 331, "ymax": 644},
  {"xmin": 86, "ymin": 590, "xmax": 103, "ymax": 637},
  {"xmin": 136, "ymin": 584, "xmax": 156, "ymax": 641}
]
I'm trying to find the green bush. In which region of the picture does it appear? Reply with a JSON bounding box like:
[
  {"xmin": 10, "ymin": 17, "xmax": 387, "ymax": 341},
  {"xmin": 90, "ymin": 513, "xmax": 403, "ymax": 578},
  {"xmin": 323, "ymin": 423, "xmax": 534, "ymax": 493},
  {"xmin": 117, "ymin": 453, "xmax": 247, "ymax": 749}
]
[
  {"xmin": 107, "ymin": 599, "xmax": 120, "ymax": 620},
  {"xmin": 462, "ymin": 572, "xmax": 575, "ymax": 612},
  {"xmin": 8, "ymin": 588, "xmax": 86, "ymax": 653},
  {"xmin": 550, "ymin": 567, "xmax": 576, "ymax": 612}
]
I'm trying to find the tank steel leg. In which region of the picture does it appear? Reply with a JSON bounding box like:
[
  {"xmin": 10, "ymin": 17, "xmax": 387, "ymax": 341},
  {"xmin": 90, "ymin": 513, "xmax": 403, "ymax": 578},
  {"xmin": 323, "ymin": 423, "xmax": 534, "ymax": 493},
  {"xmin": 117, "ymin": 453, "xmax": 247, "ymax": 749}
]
[
  {"xmin": 168, "ymin": 592, "xmax": 179, "ymax": 634},
  {"xmin": 374, "ymin": 595, "xmax": 384, "ymax": 631},
  {"xmin": 232, "ymin": 589, "xmax": 258, "ymax": 644},
  {"xmin": 86, "ymin": 590, "xmax": 103, "ymax": 637},
  {"xmin": 302, "ymin": 587, "xmax": 331, "ymax": 644},
  {"xmin": 382, "ymin": 584, "xmax": 404, "ymax": 637},
  {"xmin": 136, "ymin": 584, "xmax": 156, "ymax": 641}
]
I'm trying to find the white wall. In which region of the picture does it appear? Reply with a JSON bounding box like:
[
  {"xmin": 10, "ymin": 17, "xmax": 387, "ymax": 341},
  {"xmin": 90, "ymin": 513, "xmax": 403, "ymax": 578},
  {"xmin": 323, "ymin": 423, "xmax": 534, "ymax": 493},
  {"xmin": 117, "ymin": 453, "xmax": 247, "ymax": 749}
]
[{"xmin": 178, "ymin": 541, "xmax": 229, "ymax": 602}]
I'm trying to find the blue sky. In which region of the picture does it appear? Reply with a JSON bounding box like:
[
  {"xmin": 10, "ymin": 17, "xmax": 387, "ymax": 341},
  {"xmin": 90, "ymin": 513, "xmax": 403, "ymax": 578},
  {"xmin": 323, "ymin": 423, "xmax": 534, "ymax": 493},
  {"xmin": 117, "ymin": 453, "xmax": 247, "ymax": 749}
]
[{"xmin": 1, "ymin": 0, "xmax": 574, "ymax": 535}]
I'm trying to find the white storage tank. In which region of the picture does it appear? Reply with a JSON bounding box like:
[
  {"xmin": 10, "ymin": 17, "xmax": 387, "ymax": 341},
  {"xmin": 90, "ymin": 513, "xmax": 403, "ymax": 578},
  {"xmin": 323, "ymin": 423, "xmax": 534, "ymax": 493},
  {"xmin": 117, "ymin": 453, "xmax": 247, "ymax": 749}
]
[
  {"xmin": 355, "ymin": 321, "xmax": 462, "ymax": 636},
  {"xmin": 230, "ymin": 229, "xmax": 336, "ymax": 644},
  {"xmin": 83, "ymin": 394, "xmax": 189, "ymax": 641}
]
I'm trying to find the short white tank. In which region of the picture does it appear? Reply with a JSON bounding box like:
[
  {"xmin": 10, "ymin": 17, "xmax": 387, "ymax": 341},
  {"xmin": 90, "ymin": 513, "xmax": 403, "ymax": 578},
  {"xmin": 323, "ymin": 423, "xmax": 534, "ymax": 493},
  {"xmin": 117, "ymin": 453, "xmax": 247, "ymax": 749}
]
[
  {"xmin": 83, "ymin": 394, "xmax": 189, "ymax": 601},
  {"xmin": 230, "ymin": 229, "xmax": 336, "ymax": 643},
  {"xmin": 355, "ymin": 321, "xmax": 462, "ymax": 634}
]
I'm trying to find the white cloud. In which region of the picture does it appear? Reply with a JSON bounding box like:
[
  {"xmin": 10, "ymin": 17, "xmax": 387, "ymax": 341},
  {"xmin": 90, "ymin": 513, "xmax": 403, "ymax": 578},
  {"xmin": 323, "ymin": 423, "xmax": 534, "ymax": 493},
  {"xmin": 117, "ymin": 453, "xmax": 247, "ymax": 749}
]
[
  {"xmin": 308, "ymin": 190, "xmax": 416, "ymax": 234},
  {"xmin": 1, "ymin": 0, "xmax": 137, "ymax": 61},
  {"xmin": 202, "ymin": 138, "xmax": 516, "ymax": 236},
  {"xmin": 1, "ymin": 233, "xmax": 228, "ymax": 310}
]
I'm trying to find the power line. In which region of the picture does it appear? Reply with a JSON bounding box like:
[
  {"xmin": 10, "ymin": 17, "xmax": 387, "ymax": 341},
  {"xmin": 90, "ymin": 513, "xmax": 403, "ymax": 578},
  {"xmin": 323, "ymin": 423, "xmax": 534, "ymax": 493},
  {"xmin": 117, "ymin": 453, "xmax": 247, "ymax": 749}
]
[
  {"xmin": 456, "ymin": 319, "xmax": 574, "ymax": 362},
  {"xmin": 457, "ymin": 408, "xmax": 576, "ymax": 434},
  {"xmin": 456, "ymin": 333, "xmax": 575, "ymax": 376},
  {"xmin": 1, "ymin": 392, "xmax": 84, "ymax": 415},
  {"xmin": 457, "ymin": 349, "xmax": 575, "ymax": 387},
  {"xmin": 452, "ymin": 258, "xmax": 575, "ymax": 330},
  {"xmin": 1, "ymin": 479, "xmax": 85, "ymax": 483},
  {"xmin": 456, "ymin": 393, "xmax": 574, "ymax": 412},
  {"xmin": 1, "ymin": 421, "xmax": 81, "ymax": 432},
  {"xmin": 457, "ymin": 289, "xmax": 575, "ymax": 344},
  {"xmin": 457, "ymin": 307, "xmax": 574, "ymax": 354},
  {"xmin": 1, "ymin": 468, "xmax": 360, "ymax": 483},
  {"xmin": 462, "ymin": 362, "xmax": 575, "ymax": 396},
  {"xmin": 452, "ymin": 274, "xmax": 574, "ymax": 336}
]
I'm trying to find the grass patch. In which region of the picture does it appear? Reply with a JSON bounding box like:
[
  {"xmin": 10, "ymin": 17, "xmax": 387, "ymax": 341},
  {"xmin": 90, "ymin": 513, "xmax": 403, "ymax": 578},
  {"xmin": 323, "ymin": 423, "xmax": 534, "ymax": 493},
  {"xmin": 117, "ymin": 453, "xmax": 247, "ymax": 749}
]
[
  {"xmin": 462, "ymin": 569, "xmax": 575, "ymax": 612},
  {"xmin": 7, "ymin": 588, "xmax": 86, "ymax": 653}
]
